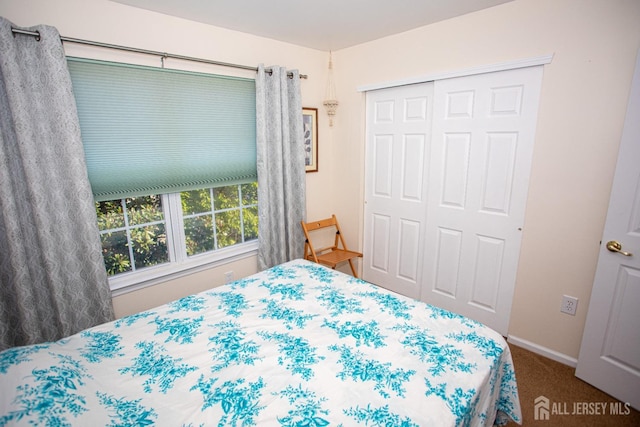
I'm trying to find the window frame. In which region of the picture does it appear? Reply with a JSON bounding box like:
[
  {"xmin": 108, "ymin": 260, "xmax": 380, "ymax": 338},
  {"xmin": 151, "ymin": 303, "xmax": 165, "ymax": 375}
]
[{"xmin": 106, "ymin": 189, "xmax": 258, "ymax": 297}]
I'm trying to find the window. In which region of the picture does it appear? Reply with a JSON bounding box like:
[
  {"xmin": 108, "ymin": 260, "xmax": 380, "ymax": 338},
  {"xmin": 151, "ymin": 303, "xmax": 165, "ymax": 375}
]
[
  {"xmin": 97, "ymin": 183, "xmax": 258, "ymax": 287},
  {"xmin": 67, "ymin": 57, "xmax": 259, "ymax": 291}
]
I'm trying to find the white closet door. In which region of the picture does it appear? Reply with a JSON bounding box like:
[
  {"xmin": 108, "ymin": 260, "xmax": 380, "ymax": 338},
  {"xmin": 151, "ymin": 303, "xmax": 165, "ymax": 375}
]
[
  {"xmin": 422, "ymin": 66, "xmax": 543, "ymax": 335},
  {"xmin": 363, "ymin": 83, "xmax": 434, "ymax": 299},
  {"xmin": 363, "ymin": 66, "xmax": 543, "ymax": 336}
]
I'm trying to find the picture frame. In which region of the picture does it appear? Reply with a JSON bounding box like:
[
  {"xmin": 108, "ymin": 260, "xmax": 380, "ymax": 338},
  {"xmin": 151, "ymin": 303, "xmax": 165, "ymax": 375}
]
[{"xmin": 302, "ymin": 107, "xmax": 318, "ymax": 172}]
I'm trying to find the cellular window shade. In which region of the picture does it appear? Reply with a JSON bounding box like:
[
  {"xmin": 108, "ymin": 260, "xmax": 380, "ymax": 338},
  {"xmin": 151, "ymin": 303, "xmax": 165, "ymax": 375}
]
[{"xmin": 67, "ymin": 57, "xmax": 257, "ymax": 202}]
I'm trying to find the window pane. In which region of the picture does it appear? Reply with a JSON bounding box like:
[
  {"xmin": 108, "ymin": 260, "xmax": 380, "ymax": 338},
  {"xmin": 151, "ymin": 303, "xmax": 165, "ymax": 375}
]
[
  {"xmin": 101, "ymin": 230, "xmax": 131, "ymax": 275},
  {"xmin": 130, "ymin": 224, "xmax": 168, "ymax": 268},
  {"xmin": 241, "ymin": 182, "xmax": 258, "ymax": 205},
  {"xmin": 214, "ymin": 186, "xmax": 239, "ymax": 210},
  {"xmin": 243, "ymin": 206, "xmax": 258, "ymax": 241},
  {"xmin": 180, "ymin": 183, "xmax": 258, "ymax": 258},
  {"xmin": 96, "ymin": 200, "xmax": 125, "ymax": 230},
  {"xmin": 181, "ymin": 189, "xmax": 212, "ymax": 215},
  {"xmin": 184, "ymin": 215, "xmax": 214, "ymax": 256},
  {"xmin": 97, "ymin": 195, "xmax": 169, "ymax": 276},
  {"xmin": 216, "ymin": 210, "xmax": 241, "ymax": 248},
  {"xmin": 127, "ymin": 195, "xmax": 163, "ymax": 226}
]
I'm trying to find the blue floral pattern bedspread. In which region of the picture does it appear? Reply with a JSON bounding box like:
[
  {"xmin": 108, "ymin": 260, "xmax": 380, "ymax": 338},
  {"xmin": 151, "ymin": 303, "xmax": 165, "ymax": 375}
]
[{"xmin": 0, "ymin": 259, "xmax": 521, "ymax": 426}]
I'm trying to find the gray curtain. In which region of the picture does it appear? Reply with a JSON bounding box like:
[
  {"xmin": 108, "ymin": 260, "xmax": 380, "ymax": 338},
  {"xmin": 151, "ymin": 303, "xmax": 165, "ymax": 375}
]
[
  {"xmin": 0, "ymin": 18, "xmax": 114, "ymax": 351},
  {"xmin": 256, "ymin": 65, "xmax": 306, "ymax": 270}
]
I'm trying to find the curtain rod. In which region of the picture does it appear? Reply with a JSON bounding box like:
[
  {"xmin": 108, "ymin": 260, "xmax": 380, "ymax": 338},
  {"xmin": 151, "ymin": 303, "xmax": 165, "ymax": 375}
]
[{"xmin": 11, "ymin": 27, "xmax": 308, "ymax": 79}]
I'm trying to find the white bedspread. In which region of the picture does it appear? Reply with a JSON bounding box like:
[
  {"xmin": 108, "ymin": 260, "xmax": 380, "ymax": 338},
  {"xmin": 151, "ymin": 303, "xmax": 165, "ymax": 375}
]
[{"xmin": 0, "ymin": 259, "xmax": 521, "ymax": 426}]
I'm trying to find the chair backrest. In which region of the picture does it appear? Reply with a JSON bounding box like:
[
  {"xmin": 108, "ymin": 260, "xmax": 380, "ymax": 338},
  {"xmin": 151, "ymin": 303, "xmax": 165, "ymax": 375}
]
[{"xmin": 301, "ymin": 214, "xmax": 349, "ymax": 259}]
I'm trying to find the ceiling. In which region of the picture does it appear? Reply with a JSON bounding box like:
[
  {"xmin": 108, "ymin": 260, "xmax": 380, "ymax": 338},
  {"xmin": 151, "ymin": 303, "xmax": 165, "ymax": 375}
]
[{"xmin": 112, "ymin": 0, "xmax": 514, "ymax": 51}]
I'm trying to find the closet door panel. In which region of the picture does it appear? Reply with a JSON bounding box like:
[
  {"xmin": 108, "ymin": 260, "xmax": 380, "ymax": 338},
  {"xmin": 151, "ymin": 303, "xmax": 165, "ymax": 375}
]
[
  {"xmin": 363, "ymin": 83, "xmax": 433, "ymax": 299},
  {"xmin": 422, "ymin": 66, "xmax": 543, "ymax": 335}
]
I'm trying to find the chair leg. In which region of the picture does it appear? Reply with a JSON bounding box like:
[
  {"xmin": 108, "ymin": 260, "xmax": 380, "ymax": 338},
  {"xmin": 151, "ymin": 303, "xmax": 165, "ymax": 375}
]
[{"xmin": 348, "ymin": 259, "xmax": 358, "ymax": 278}]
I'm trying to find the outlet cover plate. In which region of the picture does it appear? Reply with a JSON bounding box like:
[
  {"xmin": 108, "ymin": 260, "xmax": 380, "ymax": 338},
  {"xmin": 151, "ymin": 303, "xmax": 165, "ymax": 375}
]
[{"xmin": 561, "ymin": 295, "xmax": 578, "ymax": 315}]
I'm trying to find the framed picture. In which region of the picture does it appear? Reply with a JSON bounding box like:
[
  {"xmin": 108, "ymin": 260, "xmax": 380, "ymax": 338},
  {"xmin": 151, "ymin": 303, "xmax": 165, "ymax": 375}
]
[{"xmin": 302, "ymin": 107, "xmax": 318, "ymax": 172}]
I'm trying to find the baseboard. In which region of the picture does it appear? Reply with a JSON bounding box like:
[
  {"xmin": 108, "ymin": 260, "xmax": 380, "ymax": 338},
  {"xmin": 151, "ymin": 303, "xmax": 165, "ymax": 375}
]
[{"xmin": 507, "ymin": 335, "xmax": 578, "ymax": 368}]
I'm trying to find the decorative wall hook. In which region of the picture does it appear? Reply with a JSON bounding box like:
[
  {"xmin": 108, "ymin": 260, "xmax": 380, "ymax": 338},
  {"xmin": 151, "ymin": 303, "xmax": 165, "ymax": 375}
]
[{"xmin": 323, "ymin": 52, "xmax": 338, "ymax": 126}]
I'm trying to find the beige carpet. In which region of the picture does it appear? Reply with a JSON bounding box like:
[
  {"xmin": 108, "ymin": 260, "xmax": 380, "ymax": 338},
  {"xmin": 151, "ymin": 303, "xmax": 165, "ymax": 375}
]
[{"xmin": 507, "ymin": 343, "xmax": 639, "ymax": 426}]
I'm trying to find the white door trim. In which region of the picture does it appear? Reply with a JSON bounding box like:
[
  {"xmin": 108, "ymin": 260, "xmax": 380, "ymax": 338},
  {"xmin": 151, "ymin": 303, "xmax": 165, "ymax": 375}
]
[{"xmin": 357, "ymin": 54, "xmax": 553, "ymax": 92}]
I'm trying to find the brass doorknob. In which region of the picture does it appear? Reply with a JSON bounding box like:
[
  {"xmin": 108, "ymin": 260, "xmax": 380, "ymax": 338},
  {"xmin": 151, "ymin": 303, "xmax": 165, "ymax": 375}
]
[{"xmin": 606, "ymin": 241, "xmax": 633, "ymax": 257}]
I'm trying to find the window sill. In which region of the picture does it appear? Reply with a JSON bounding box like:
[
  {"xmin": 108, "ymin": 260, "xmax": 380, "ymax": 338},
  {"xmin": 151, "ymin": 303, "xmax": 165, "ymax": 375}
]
[{"xmin": 109, "ymin": 240, "xmax": 258, "ymax": 297}]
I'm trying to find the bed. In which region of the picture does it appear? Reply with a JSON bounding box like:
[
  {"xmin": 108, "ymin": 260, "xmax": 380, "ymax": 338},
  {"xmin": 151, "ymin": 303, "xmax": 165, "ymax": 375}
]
[{"xmin": 0, "ymin": 259, "xmax": 521, "ymax": 426}]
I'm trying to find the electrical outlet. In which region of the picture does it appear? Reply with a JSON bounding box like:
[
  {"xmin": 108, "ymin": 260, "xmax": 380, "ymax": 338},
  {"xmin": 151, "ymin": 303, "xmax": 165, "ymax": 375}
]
[
  {"xmin": 561, "ymin": 295, "xmax": 578, "ymax": 316},
  {"xmin": 224, "ymin": 271, "xmax": 234, "ymax": 284}
]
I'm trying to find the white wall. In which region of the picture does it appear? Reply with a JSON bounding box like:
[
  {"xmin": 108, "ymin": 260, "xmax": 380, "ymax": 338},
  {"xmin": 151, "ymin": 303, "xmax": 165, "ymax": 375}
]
[
  {"xmin": 0, "ymin": 0, "xmax": 331, "ymax": 317},
  {"xmin": 330, "ymin": 0, "xmax": 640, "ymax": 360}
]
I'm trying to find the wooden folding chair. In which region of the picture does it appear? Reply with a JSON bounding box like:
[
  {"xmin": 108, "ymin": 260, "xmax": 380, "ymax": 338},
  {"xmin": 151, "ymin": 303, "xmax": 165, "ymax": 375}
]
[{"xmin": 301, "ymin": 214, "xmax": 363, "ymax": 277}]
